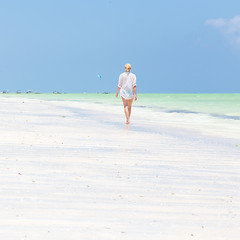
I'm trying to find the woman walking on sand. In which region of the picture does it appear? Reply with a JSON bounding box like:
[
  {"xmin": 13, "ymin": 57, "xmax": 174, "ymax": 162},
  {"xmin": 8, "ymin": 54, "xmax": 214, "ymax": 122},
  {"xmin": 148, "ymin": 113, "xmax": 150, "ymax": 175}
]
[{"xmin": 116, "ymin": 63, "xmax": 137, "ymax": 124}]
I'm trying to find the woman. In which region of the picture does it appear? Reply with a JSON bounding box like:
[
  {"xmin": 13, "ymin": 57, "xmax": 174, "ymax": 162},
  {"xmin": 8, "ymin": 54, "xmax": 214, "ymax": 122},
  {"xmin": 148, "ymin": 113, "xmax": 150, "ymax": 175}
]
[{"xmin": 116, "ymin": 63, "xmax": 137, "ymax": 124}]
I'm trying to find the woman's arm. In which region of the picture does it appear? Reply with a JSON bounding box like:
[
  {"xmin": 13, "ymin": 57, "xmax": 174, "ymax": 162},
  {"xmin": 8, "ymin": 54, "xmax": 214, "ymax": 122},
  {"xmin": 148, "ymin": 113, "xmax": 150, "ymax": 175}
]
[
  {"xmin": 133, "ymin": 86, "xmax": 137, "ymax": 101},
  {"xmin": 116, "ymin": 86, "xmax": 121, "ymax": 98}
]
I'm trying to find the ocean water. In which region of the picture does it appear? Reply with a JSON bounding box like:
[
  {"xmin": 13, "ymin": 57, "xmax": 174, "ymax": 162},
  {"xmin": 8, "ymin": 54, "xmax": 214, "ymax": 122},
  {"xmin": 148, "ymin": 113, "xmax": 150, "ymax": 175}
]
[{"xmin": 2, "ymin": 93, "xmax": 240, "ymax": 120}]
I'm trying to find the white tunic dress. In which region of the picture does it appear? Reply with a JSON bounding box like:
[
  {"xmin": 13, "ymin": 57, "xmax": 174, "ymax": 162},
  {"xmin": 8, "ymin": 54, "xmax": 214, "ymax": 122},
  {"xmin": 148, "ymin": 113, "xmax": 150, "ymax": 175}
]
[{"xmin": 118, "ymin": 72, "xmax": 136, "ymax": 100}]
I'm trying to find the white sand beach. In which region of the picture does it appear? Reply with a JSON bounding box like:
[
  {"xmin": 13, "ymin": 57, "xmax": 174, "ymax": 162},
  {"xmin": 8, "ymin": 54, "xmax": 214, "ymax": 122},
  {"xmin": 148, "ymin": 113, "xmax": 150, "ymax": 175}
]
[{"xmin": 0, "ymin": 96, "xmax": 239, "ymax": 240}]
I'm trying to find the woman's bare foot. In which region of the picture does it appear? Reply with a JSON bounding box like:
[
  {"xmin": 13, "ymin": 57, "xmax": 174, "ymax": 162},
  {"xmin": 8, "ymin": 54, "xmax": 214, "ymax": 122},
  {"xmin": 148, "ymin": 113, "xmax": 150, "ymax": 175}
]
[{"xmin": 126, "ymin": 120, "xmax": 130, "ymax": 124}]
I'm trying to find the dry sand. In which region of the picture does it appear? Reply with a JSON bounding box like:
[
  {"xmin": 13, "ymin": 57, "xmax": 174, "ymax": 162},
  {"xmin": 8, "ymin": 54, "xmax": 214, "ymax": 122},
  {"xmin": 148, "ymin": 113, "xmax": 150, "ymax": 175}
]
[{"xmin": 0, "ymin": 96, "xmax": 239, "ymax": 240}]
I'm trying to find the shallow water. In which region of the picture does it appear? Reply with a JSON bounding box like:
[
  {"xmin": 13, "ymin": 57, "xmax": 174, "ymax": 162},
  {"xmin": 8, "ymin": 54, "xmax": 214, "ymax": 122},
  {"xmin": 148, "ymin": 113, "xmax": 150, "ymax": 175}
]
[
  {"xmin": 2, "ymin": 93, "xmax": 240, "ymax": 121},
  {"xmin": 2, "ymin": 93, "xmax": 240, "ymax": 114}
]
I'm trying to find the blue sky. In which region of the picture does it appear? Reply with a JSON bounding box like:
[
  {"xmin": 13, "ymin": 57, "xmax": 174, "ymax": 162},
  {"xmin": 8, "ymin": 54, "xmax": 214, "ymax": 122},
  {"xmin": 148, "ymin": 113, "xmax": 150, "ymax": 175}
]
[{"xmin": 1, "ymin": 0, "xmax": 240, "ymax": 93}]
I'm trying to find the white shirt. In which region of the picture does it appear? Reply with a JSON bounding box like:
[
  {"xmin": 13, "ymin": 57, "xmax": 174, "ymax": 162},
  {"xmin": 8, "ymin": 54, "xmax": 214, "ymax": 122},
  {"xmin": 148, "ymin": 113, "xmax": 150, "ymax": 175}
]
[{"xmin": 118, "ymin": 72, "xmax": 136, "ymax": 100}]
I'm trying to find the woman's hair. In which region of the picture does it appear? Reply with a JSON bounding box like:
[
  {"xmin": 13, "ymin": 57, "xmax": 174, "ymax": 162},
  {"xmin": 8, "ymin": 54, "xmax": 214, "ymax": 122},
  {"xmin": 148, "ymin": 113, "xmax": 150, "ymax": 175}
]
[{"xmin": 125, "ymin": 63, "xmax": 131, "ymax": 70}]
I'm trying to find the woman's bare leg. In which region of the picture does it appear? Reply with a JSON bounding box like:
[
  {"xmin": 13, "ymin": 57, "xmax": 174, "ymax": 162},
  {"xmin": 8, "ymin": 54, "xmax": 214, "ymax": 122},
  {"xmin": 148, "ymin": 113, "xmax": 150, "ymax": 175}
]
[
  {"xmin": 128, "ymin": 98, "xmax": 134, "ymax": 119},
  {"xmin": 121, "ymin": 97, "xmax": 130, "ymax": 124},
  {"xmin": 121, "ymin": 97, "xmax": 133, "ymax": 124}
]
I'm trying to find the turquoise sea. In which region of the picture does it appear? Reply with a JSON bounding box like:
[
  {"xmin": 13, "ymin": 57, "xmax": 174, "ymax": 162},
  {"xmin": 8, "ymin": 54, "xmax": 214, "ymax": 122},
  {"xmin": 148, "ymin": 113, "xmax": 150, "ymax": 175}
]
[{"xmin": 2, "ymin": 93, "xmax": 240, "ymax": 120}]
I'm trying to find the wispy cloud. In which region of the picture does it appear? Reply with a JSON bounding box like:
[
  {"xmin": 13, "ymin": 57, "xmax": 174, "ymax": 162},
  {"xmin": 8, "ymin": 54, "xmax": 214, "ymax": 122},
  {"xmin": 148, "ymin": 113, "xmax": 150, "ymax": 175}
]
[{"xmin": 205, "ymin": 16, "xmax": 240, "ymax": 45}]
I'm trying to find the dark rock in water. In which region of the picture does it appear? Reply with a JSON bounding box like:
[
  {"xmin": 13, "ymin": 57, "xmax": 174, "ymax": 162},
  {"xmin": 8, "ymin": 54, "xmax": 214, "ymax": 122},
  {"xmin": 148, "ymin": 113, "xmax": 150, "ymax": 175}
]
[{"xmin": 27, "ymin": 90, "xmax": 40, "ymax": 94}]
